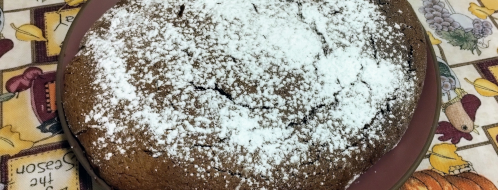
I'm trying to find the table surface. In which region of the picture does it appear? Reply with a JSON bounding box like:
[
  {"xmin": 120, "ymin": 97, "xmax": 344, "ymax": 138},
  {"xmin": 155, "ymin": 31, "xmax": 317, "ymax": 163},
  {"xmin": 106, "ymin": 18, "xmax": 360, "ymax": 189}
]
[{"xmin": 0, "ymin": 0, "xmax": 497, "ymax": 190}]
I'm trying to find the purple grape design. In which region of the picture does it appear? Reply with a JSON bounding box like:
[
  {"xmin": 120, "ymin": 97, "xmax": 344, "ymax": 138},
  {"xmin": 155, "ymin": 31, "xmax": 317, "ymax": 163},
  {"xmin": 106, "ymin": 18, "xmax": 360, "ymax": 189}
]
[{"xmin": 419, "ymin": 0, "xmax": 493, "ymax": 55}]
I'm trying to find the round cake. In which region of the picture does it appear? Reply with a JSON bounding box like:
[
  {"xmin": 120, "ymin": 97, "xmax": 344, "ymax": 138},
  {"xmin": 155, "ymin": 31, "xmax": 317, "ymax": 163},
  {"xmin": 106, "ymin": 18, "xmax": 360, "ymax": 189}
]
[{"xmin": 63, "ymin": 0, "xmax": 427, "ymax": 189}]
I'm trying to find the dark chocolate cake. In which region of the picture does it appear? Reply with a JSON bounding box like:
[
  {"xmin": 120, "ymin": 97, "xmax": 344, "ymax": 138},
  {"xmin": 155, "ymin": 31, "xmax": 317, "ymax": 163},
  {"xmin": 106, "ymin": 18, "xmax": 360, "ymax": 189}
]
[{"xmin": 63, "ymin": 0, "xmax": 426, "ymax": 189}]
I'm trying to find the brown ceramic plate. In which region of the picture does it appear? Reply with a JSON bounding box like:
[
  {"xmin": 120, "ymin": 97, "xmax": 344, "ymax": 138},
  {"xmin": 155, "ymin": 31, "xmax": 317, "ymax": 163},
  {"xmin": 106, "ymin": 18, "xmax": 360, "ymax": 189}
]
[{"xmin": 56, "ymin": 0, "xmax": 441, "ymax": 189}]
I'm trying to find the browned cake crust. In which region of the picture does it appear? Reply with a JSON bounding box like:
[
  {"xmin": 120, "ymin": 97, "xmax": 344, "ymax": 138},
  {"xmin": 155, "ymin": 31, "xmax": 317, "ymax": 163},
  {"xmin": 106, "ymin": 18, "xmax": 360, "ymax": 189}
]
[{"xmin": 63, "ymin": 0, "xmax": 426, "ymax": 189}]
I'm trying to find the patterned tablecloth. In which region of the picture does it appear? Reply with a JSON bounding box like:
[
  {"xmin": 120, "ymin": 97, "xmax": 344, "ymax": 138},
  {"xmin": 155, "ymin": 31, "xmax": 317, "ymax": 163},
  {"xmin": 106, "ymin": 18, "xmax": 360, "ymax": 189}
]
[{"xmin": 0, "ymin": 0, "xmax": 497, "ymax": 189}]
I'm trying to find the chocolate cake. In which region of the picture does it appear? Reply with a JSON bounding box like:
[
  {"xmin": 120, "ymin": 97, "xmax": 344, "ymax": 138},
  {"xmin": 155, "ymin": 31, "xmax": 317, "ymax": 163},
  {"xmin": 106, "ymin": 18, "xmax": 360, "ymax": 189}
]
[{"xmin": 63, "ymin": 0, "xmax": 427, "ymax": 189}]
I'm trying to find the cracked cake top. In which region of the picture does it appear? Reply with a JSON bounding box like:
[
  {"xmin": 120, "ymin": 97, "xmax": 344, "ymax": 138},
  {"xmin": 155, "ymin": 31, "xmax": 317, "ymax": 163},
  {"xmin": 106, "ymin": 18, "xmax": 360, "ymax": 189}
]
[{"xmin": 63, "ymin": 0, "xmax": 426, "ymax": 189}]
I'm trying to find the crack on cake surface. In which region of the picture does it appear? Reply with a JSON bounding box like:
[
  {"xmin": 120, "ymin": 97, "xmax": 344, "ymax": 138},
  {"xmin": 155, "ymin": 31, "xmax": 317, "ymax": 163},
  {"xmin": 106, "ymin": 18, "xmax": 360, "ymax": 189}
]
[
  {"xmin": 192, "ymin": 144, "xmax": 213, "ymax": 148},
  {"xmin": 189, "ymin": 81, "xmax": 277, "ymax": 110},
  {"xmin": 369, "ymin": 34, "xmax": 378, "ymax": 60},
  {"xmin": 312, "ymin": 24, "xmax": 331, "ymax": 56},
  {"xmin": 214, "ymin": 167, "xmax": 247, "ymax": 179},
  {"xmin": 178, "ymin": 4, "xmax": 185, "ymax": 18},
  {"xmin": 252, "ymin": 3, "xmax": 259, "ymax": 13}
]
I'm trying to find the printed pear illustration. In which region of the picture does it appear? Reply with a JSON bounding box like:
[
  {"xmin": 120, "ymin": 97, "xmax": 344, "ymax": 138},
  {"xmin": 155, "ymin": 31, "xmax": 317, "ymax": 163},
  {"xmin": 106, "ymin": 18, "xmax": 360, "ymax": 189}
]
[
  {"xmin": 464, "ymin": 77, "xmax": 498, "ymax": 97},
  {"xmin": 441, "ymin": 91, "xmax": 480, "ymax": 134},
  {"xmin": 10, "ymin": 23, "xmax": 47, "ymax": 42},
  {"xmin": 436, "ymin": 57, "xmax": 481, "ymax": 144},
  {"xmin": 0, "ymin": 125, "xmax": 35, "ymax": 156},
  {"xmin": 429, "ymin": 144, "xmax": 470, "ymax": 174}
]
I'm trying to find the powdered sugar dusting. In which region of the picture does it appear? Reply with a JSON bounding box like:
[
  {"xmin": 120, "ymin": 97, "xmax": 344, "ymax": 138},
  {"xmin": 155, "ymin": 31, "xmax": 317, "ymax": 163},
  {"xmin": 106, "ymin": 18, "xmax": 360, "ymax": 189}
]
[{"xmin": 78, "ymin": 0, "xmax": 417, "ymax": 186}]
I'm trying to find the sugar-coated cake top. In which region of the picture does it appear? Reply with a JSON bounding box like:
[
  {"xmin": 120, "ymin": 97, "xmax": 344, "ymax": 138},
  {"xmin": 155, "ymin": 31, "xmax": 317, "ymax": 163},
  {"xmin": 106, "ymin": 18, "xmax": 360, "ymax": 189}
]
[{"xmin": 79, "ymin": 0, "xmax": 417, "ymax": 185}]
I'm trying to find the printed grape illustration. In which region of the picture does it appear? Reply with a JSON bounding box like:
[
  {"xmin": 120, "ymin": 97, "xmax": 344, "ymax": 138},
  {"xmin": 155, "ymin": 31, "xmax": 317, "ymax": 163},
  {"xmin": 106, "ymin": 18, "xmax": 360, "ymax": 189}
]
[
  {"xmin": 468, "ymin": 19, "xmax": 493, "ymax": 39},
  {"xmin": 419, "ymin": 0, "xmax": 493, "ymax": 55},
  {"xmin": 419, "ymin": 0, "xmax": 461, "ymax": 32},
  {"xmin": 441, "ymin": 76, "xmax": 456, "ymax": 95}
]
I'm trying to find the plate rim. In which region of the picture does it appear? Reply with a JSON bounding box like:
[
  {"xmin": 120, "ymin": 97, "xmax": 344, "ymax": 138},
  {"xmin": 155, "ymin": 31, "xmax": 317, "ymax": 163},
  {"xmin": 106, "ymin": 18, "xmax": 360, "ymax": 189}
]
[
  {"xmin": 56, "ymin": 0, "xmax": 115, "ymax": 189},
  {"xmin": 56, "ymin": 2, "xmax": 442, "ymax": 189},
  {"xmin": 389, "ymin": 32, "xmax": 441, "ymax": 190}
]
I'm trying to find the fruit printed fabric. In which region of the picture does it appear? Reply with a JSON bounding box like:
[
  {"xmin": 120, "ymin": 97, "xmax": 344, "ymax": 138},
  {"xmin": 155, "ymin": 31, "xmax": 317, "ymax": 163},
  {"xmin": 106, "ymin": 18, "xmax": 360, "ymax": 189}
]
[
  {"xmin": 401, "ymin": 0, "xmax": 498, "ymax": 188},
  {"xmin": 0, "ymin": 0, "xmax": 497, "ymax": 190}
]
